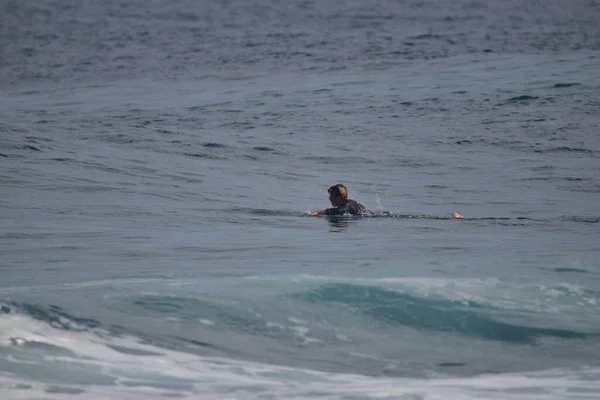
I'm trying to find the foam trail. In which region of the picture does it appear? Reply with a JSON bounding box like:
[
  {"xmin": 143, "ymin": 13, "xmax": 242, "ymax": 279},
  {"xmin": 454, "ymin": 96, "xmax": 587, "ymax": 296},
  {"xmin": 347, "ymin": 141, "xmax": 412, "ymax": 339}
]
[{"xmin": 1, "ymin": 311, "xmax": 599, "ymax": 400}]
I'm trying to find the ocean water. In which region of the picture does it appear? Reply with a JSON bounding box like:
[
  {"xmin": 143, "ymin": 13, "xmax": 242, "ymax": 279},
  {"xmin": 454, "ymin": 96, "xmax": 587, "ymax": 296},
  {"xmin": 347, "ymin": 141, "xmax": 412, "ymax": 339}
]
[{"xmin": 1, "ymin": 0, "xmax": 600, "ymax": 399}]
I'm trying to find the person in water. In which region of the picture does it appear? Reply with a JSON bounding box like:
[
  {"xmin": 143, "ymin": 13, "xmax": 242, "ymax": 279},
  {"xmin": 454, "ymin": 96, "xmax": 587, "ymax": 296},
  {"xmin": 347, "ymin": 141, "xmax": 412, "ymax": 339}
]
[
  {"xmin": 309, "ymin": 184, "xmax": 368, "ymax": 216},
  {"xmin": 309, "ymin": 183, "xmax": 464, "ymax": 218}
]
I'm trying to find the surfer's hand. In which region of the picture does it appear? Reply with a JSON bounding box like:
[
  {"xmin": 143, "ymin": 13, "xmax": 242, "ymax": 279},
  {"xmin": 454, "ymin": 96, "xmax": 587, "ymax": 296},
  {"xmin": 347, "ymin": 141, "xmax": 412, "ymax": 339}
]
[
  {"xmin": 452, "ymin": 212, "xmax": 464, "ymax": 219},
  {"xmin": 309, "ymin": 211, "xmax": 319, "ymax": 216}
]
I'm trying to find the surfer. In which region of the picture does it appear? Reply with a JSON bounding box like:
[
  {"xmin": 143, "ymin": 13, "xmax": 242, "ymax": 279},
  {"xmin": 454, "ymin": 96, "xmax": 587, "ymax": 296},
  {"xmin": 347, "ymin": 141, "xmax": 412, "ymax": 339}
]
[
  {"xmin": 308, "ymin": 183, "xmax": 464, "ymax": 218},
  {"xmin": 308, "ymin": 184, "xmax": 369, "ymax": 216}
]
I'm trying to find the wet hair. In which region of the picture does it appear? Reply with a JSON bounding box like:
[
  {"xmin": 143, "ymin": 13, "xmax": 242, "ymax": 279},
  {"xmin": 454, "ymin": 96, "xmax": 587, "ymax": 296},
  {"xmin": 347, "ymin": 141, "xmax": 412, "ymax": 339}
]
[{"xmin": 328, "ymin": 184, "xmax": 348, "ymax": 200}]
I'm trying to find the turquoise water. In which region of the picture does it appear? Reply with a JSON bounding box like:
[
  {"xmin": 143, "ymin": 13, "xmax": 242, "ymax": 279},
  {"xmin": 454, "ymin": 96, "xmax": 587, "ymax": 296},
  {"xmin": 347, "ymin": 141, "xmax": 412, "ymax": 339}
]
[{"xmin": 1, "ymin": 1, "xmax": 600, "ymax": 398}]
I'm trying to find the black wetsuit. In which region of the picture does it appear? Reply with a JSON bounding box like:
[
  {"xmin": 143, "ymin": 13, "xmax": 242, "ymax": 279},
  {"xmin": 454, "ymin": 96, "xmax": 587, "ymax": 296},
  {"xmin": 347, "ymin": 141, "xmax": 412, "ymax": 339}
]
[{"xmin": 325, "ymin": 199, "xmax": 368, "ymax": 216}]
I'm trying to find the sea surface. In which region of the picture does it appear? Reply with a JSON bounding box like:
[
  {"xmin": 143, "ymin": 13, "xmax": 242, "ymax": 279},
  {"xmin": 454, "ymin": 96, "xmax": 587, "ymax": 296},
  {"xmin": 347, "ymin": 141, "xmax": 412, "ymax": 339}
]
[{"xmin": 1, "ymin": 0, "xmax": 600, "ymax": 399}]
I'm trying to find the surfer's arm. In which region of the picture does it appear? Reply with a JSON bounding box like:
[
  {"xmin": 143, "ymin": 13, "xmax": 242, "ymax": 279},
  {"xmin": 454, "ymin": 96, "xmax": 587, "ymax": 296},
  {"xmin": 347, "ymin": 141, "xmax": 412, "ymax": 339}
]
[{"xmin": 310, "ymin": 207, "xmax": 343, "ymax": 216}]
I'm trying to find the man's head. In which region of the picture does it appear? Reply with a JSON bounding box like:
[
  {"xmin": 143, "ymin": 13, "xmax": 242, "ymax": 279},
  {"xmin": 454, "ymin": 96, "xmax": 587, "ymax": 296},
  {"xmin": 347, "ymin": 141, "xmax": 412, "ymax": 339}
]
[{"xmin": 328, "ymin": 184, "xmax": 348, "ymax": 206}]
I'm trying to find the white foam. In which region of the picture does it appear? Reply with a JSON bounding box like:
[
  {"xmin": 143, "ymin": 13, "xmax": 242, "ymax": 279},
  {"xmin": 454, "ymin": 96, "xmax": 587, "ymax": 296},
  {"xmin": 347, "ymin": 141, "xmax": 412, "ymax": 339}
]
[{"xmin": 1, "ymin": 310, "xmax": 599, "ymax": 400}]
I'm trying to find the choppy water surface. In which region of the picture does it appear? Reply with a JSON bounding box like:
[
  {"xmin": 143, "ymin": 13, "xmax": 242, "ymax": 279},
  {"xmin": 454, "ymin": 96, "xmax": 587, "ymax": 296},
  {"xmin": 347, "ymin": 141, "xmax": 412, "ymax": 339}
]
[{"xmin": 1, "ymin": 0, "xmax": 599, "ymax": 399}]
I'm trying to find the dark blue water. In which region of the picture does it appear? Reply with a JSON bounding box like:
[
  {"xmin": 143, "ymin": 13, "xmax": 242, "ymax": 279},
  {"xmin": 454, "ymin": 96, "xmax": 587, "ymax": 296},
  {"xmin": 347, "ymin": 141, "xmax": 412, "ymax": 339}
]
[{"xmin": 1, "ymin": 1, "xmax": 600, "ymax": 398}]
